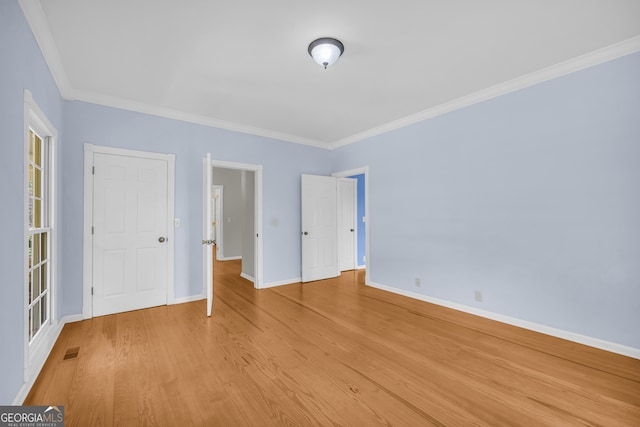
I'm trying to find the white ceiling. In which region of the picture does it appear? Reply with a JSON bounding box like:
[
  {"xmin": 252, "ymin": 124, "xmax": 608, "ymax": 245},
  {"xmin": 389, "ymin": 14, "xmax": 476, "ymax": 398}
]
[{"xmin": 21, "ymin": 0, "xmax": 640, "ymax": 149}]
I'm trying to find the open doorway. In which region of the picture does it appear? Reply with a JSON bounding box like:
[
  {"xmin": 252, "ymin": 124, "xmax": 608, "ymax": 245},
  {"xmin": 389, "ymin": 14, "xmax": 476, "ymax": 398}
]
[
  {"xmin": 210, "ymin": 160, "xmax": 263, "ymax": 289},
  {"xmin": 333, "ymin": 167, "xmax": 369, "ymax": 284}
]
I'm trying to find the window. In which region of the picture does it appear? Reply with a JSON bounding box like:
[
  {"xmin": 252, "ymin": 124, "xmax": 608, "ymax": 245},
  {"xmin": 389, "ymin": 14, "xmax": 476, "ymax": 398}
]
[
  {"xmin": 27, "ymin": 129, "xmax": 50, "ymax": 342},
  {"xmin": 23, "ymin": 90, "xmax": 57, "ymax": 383}
]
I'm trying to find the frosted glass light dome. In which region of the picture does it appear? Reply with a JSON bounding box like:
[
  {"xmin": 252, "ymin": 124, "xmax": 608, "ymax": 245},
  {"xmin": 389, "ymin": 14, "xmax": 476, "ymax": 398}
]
[{"xmin": 308, "ymin": 38, "xmax": 344, "ymax": 69}]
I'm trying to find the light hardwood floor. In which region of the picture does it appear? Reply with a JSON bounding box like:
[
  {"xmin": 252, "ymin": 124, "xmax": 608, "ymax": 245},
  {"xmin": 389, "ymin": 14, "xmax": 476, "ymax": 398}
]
[{"xmin": 26, "ymin": 259, "xmax": 640, "ymax": 426}]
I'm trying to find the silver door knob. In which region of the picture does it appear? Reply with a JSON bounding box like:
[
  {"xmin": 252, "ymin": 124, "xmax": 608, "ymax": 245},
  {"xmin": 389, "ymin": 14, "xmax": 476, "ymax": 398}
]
[
  {"xmin": 159, "ymin": 237, "xmax": 166, "ymax": 243},
  {"xmin": 302, "ymin": 231, "xmax": 308, "ymax": 235}
]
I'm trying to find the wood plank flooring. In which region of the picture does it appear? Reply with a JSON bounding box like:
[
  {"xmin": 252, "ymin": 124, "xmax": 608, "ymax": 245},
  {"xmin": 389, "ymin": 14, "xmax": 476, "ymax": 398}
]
[{"xmin": 26, "ymin": 259, "xmax": 640, "ymax": 426}]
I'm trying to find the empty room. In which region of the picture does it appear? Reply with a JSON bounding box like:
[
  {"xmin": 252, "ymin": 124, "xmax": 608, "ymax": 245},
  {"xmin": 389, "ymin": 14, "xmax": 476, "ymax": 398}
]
[{"xmin": 1, "ymin": 0, "xmax": 639, "ymax": 425}]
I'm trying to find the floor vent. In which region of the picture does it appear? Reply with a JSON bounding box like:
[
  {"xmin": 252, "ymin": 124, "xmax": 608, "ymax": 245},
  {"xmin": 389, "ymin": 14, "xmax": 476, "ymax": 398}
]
[{"xmin": 63, "ymin": 347, "xmax": 80, "ymax": 360}]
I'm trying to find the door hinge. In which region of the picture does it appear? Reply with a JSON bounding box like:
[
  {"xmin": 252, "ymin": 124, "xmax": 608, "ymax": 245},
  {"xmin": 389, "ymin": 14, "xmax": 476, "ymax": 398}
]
[
  {"xmin": 92, "ymin": 166, "xmax": 95, "ymax": 175},
  {"xmin": 91, "ymin": 226, "xmax": 94, "ymax": 235},
  {"xmin": 91, "ymin": 287, "xmax": 94, "ymax": 296}
]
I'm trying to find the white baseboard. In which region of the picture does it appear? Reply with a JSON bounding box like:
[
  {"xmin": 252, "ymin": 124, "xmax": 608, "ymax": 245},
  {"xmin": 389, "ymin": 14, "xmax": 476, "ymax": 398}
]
[
  {"xmin": 367, "ymin": 281, "xmax": 640, "ymax": 360},
  {"xmin": 172, "ymin": 294, "xmax": 205, "ymax": 304},
  {"xmin": 219, "ymin": 256, "xmax": 242, "ymax": 261},
  {"xmin": 357, "ymin": 265, "xmax": 366, "ymax": 270},
  {"xmin": 240, "ymin": 273, "xmax": 255, "ymax": 283},
  {"xmin": 13, "ymin": 314, "xmax": 83, "ymax": 405},
  {"xmin": 261, "ymin": 277, "xmax": 302, "ymax": 289}
]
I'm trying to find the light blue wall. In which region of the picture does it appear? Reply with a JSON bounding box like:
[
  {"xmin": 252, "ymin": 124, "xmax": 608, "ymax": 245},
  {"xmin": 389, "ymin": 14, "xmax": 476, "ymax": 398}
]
[
  {"xmin": 3, "ymin": 0, "xmax": 640, "ymax": 405},
  {"xmin": 332, "ymin": 52, "xmax": 640, "ymax": 349},
  {"xmin": 0, "ymin": 0, "xmax": 332, "ymax": 403},
  {"xmin": 0, "ymin": 1, "xmax": 64, "ymax": 404},
  {"xmin": 61, "ymin": 101, "xmax": 332, "ymax": 315},
  {"xmin": 348, "ymin": 174, "xmax": 366, "ymax": 266}
]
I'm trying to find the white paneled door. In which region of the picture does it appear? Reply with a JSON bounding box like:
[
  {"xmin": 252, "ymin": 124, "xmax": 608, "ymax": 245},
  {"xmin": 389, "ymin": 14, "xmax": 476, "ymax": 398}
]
[
  {"xmin": 301, "ymin": 174, "xmax": 339, "ymax": 282},
  {"xmin": 92, "ymin": 153, "xmax": 169, "ymax": 317},
  {"xmin": 337, "ymin": 178, "xmax": 357, "ymax": 271}
]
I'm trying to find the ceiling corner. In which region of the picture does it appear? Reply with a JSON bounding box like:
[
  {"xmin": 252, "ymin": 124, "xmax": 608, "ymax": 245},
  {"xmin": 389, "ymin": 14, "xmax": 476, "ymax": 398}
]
[{"xmin": 19, "ymin": 0, "xmax": 74, "ymax": 99}]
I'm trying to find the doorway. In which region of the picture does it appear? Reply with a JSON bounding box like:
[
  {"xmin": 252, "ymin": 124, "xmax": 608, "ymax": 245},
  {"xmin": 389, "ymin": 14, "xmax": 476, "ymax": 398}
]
[
  {"xmin": 333, "ymin": 167, "xmax": 369, "ymax": 284},
  {"xmin": 208, "ymin": 160, "xmax": 263, "ymax": 290},
  {"xmin": 300, "ymin": 172, "xmax": 364, "ymax": 283}
]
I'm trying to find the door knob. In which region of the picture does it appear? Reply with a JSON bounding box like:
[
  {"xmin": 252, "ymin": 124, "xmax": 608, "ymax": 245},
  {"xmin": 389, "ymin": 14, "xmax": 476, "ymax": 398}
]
[
  {"xmin": 159, "ymin": 237, "xmax": 166, "ymax": 243},
  {"xmin": 302, "ymin": 231, "xmax": 308, "ymax": 235},
  {"xmin": 350, "ymin": 229, "xmax": 354, "ymax": 232}
]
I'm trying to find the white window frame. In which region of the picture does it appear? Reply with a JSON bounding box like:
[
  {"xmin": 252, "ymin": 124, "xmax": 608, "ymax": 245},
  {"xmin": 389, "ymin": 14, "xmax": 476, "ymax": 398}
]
[{"xmin": 23, "ymin": 90, "xmax": 58, "ymax": 383}]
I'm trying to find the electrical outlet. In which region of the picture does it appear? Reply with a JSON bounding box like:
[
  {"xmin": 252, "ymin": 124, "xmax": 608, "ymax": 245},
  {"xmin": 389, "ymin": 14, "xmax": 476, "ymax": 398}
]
[
  {"xmin": 475, "ymin": 291, "xmax": 483, "ymax": 302},
  {"xmin": 415, "ymin": 278, "xmax": 421, "ymax": 287}
]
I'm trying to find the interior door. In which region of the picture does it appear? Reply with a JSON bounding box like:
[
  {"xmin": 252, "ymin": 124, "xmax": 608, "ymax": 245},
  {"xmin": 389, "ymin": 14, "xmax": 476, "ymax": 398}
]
[
  {"xmin": 301, "ymin": 174, "xmax": 339, "ymax": 282},
  {"xmin": 92, "ymin": 153, "xmax": 168, "ymax": 317},
  {"xmin": 203, "ymin": 153, "xmax": 214, "ymax": 316},
  {"xmin": 338, "ymin": 178, "xmax": 357, "ymax": 271}
]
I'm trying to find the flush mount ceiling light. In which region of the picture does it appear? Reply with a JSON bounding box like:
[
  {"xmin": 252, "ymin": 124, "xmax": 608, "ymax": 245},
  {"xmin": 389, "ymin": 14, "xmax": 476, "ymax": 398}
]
[{"xmin": 308, "ymin": 37, "xmax": 344, "ymax": 69}]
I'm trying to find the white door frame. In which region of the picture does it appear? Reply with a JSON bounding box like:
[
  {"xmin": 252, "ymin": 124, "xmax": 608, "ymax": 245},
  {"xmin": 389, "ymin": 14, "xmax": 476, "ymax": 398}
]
[
  {"xmin": 82, "ymin": 144, "xmax": 176, "ymax": 319},
  {"xmin": 210, "ymin": 159, "xmax": 263, "ymax": 289},
  {"xmin": 332, "ymin": 167, "xmax": 370, "ymax": 285}
]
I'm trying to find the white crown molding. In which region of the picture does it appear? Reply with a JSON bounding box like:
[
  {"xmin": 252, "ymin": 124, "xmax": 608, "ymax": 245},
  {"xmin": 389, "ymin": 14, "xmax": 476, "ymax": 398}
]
[
  {"xmin": 329, "ymin": 35, "xmax": 640, "ymax": 150},
  {"xmin": 72, "ymin": 89, "xmax": 330, "ymax": 149},
  {"xmin": 19, "ymin": 0, "xmax": 74, "ymax": 100},
  {"xmin": 19, "ymin": 0, "xmax": 640, "ymax": 152},
  {"xmin": 368, "ymin": 281, "xmax": 640, "ymax": 360},
  {"xmin": 19, "ymin": 1, "xmax": 329, "ymax": 148}
]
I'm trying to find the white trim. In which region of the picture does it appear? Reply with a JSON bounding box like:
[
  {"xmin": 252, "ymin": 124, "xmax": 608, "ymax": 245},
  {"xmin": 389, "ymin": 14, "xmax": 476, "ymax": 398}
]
[
  {"xmin": 13, "ymin": 314, "xmax": 82, "ymax": 405},
  {"xmin": 356, "ymin": 265, "xmax": 366, "ymax": 270},
  {"xmin": 18, "ymin": 2, "xmax": 640, "ymax": 153},
  {"xmin": 173, "ymin": 294, "xmax": 205, "ymax": 305},
  {"xmin": 219, "ymin": 256, "xmax": 242, "ymax": 261},
  {"xmin": 23, "ymin": 90, "xmax": 59, "ymax": 386},
  {"xmin": 367, "ymin": 281, "xmax": 640, "ymax": 360},
  {"xmin": 82, "ymin": 90, "xmax": 329, "ymax": 149},
  {"xmin": 82, "ymin": 144, "xmax": 176, "ymax": 318},
  {"xmin": 262, "ymin": 278, "xmax": 302, "ymax": 289},
  {"xmin": 329, "ymin": 35, "xmax": 640, "ymax": 149},
  {"xmin": 18, "ymin": 1, "xmax": 329, "ymax": 149},
  {"xmin": 332, "ymin": 167, "xmax": 370, "ymax": 285},
  {"xmin": 211, "ymin": 160, "xmax": 264, "ymax": 290},
  {"xmin": 240, "ymin": 273, "xmax": 255, "ymax": 283}
]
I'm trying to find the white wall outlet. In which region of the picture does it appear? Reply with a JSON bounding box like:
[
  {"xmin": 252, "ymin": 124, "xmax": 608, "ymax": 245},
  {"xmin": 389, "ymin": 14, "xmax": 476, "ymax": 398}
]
[
  {"xmin": 475, "ymin": 291, "xmax": 483, "ymax": 302},
  {"xmin": 415, "ymin": 278, "xmax": 421, "ymax": 287}
]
